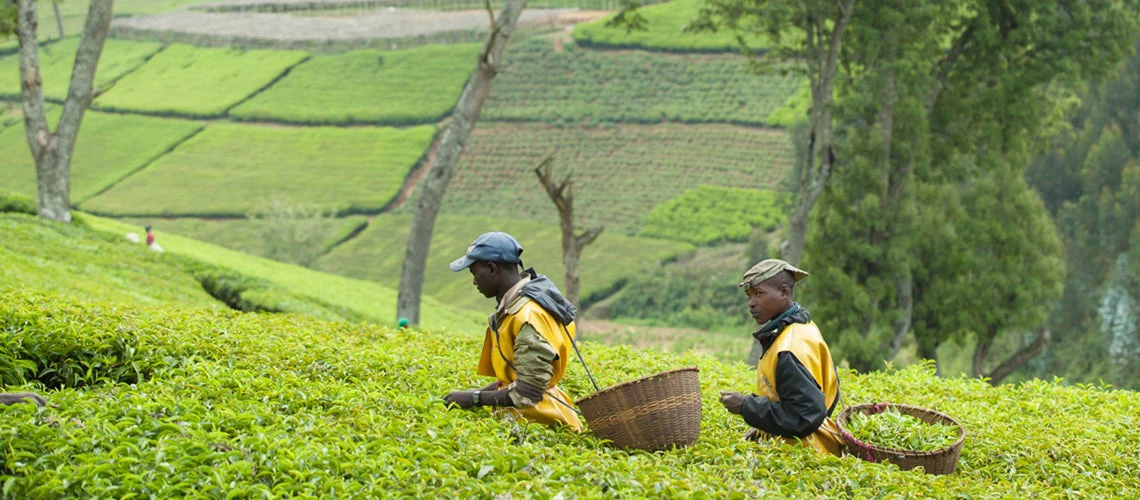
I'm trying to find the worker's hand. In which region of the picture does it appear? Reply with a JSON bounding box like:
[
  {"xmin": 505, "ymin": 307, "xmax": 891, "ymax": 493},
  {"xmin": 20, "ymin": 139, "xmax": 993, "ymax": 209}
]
[
  {"xmin": 743, "ymin": 428, "xmax": 760, "ymax": 441},
  {"xmin": 719, "ymin": 391, "xmax": 747, "ymax": 414},
  {"xmin": 443, "ymin": 390, "xmax": 477, "ymax": 409}
]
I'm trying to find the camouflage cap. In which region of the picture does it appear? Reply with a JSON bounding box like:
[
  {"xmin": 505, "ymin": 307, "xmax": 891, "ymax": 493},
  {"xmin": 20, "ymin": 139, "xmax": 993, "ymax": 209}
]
[{"xmin": 739, "ymin": 259, "xmax": 809, "ymax": 289}]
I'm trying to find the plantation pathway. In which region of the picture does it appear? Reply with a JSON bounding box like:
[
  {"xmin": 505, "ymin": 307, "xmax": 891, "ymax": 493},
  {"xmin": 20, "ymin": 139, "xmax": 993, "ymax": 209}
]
[{"xmin": 112, "ymin": 8, "xmax": 605, "ymax": 44}]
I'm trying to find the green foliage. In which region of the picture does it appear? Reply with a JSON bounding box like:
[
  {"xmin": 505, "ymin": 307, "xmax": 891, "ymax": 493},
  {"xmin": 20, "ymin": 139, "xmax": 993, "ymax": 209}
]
[
  {"xmin": 230, "ymin": 44, "xmax": 479, "ymax": 125},
  {"xmin": 573, "ymin": 0, "xmax": 767, "ymax": 53},
  {"xmin": 1, "ymin": 292, "xmax": 1138, "ymax": 496},
  {"xmin": 484, "ymin": 37, "xmax": 802, "ymax": 126},
  {"xmin": 439, "ymin": 123, "xmax": 793, "ymax": 235},
  {"xmin": 0, "ymin": 37, "xmax": 163, "ymax": 100},
  {"xmin": 845, "ymin": 407, "xmax": 960, "ymax": 452},
  {"xmin": 80, "ymin": 214, "xmax": 482, "ymax": 332},
  {"xmin": 765, "ymin": 84, "xmax": 810, "ymax": 128},
  {"xmin": 79, "ymin": 123, "xmax": 435, "ymax": 217},
  {"xmin": 0, "ymin": 191, "xmax": 35, "ymax": 215},
  {"xmin": 94, "ymin": 44, "xmax": 308, "ymax": 117},
  {"xmin": 246, "ymin": 197, "xmax": 339, "ymax": 266},
  {"xmin": 0, "ymin": 110, "xmax": 203, "ymax": 202},
  {"xmin": 639, "ymin": 185, "xmax": 783, "ymax": 245},
  {"xmin": 314, "ymin": 213, "xmax": 693, "ymax": 313}
]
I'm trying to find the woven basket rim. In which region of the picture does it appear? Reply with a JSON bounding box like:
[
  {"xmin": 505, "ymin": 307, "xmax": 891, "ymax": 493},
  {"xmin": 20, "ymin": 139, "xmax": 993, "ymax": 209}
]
[
  {"xmin": 836, "ymin": 402, "xmax": 966, "ymax": 457},
  {"xmin": 578, "ymin": 366, "xmax": 699, "ymax": 406}
]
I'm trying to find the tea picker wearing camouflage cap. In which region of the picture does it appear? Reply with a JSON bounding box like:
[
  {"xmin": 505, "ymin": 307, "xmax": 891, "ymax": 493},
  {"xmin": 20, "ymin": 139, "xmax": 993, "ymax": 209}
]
[{"xmin": 718, "ymin": 259, "xmax": 845, "ymax": 456}]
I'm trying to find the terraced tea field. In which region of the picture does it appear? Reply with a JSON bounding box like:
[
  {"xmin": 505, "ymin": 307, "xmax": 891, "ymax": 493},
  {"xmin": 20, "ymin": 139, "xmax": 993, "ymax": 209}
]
[
  {"xmin": 484, "ymin": 37, "xmax": 802, "ymax": 126},
  {"xmin": 0, "ymin": 38, "xmax": 163, "ymax": 101},
  {"xmin": 437, "ymin": 122, "xmax": 794, "ymax": 235},
  {"xmin": 230, "ymin": 43, "xmax": 480, "ymax": 125},
  {"xmin": 573, "ymin": 0, "xmax": 767, "ymax": 53},
  {"xmin": 80, "ymin": 123, "xmax": 435, "ymax": 217}
]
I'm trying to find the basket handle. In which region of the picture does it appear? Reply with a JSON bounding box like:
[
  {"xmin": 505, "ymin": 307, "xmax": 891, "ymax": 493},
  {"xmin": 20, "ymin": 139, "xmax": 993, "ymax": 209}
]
[{"xmin": 562, "ymin": 323, "xmax": 601, "ymax": 393}]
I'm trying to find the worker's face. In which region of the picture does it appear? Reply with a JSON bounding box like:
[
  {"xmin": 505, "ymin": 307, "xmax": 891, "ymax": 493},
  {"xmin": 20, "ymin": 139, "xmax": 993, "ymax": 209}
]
[
  {"xmin": 469, "ymin": 261, "xmax": 498, "ymax": 299},
  {"xmin": 745, "ymin": 281, "xmax": 790, "ymax": 324}
]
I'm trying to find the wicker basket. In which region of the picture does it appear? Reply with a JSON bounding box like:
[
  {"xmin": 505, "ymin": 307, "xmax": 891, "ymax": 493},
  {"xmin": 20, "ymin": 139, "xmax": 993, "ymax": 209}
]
[
  {"xmin": 836, "ymin": 403, "xmax": 966, "ymax": 475},
  {"xmin": 577, "ymin": 367, "xmax": 701, "ymax": 452}
]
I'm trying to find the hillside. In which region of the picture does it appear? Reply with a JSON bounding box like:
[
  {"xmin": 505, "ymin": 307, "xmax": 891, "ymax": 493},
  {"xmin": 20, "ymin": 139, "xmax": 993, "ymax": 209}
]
[
  {"xmin": 1, "ymin": 289, "xmax": 1136, "ymax": 496},
  {"xmin": 0, "ymin": 203, "xmax": 480, "ymax": 331}
]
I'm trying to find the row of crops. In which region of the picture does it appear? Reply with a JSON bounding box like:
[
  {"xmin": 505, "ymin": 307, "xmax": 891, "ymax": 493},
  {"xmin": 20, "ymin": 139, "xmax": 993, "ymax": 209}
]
[
  {"xmin": 2, "ymin": 281, "xmax": 1138, "ymax": 496},
  {"xmin": 436, "ymin": 122, "xmax": 794, "ymax": 235},
  {"xmin": 485, "ymin": 37, "xmax": 803, "ymax": 127}
]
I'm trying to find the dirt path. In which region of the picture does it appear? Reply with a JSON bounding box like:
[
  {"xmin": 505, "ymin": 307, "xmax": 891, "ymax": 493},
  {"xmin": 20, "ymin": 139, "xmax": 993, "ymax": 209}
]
[{"xmin": 112, "ymin": 8, "xmax": 606, "ymax": 43}]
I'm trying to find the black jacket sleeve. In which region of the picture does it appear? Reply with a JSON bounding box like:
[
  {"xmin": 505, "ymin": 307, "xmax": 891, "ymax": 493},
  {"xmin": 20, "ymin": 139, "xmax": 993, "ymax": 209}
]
[{"xmin": 739, "ymin": 351, "xmax": 827, "ymax": 438}]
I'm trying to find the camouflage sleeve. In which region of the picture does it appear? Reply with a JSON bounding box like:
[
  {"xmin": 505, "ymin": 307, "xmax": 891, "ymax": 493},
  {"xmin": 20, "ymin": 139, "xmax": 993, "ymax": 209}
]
[{"xmin": 508, "ymin": 323, "xmax": 557, "ymax": 407}]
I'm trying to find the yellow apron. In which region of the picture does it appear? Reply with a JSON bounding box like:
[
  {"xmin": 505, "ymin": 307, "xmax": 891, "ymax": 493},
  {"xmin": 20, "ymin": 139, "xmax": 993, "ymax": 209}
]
[
  {"xmin": 478, "ymin": 298, "xmax": 582, "ymax": 431},
  {"xmin": 755, "ymin": 321, "xmax": 845, "ymax": 455}
]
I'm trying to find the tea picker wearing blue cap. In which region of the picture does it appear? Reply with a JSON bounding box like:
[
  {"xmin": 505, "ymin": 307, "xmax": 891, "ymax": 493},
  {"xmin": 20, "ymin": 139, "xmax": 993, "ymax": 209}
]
[{"xmin": 441, "ymin": 231, "xmax": 583, "ymax": 431}]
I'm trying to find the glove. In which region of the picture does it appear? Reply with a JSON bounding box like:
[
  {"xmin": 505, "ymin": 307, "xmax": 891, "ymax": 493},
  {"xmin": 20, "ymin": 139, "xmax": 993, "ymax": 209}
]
[
  {"xmin": 443, "ymin": 390, "xmax": 477, "ymax": 409},
  {"xmin": 719, "ymin": 391, "xmax": 746, "ymax": 415}
]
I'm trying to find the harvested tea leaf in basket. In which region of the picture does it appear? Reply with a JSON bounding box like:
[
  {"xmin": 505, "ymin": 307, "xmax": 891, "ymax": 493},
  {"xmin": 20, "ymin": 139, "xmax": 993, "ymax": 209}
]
[{"xmin": 845, "ymin": 406, "xmax": 960, "ymax": 452}]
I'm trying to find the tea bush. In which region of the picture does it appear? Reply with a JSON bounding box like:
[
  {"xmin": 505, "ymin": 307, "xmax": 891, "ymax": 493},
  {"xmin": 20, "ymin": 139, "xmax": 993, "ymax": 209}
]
[
  {"xmin": 639, "ymin": 185, "xmax": 784, "ymax": 245},
  {"xmin": 0, "ymin": 290, "xmax": 1137, "ymax": 497}
]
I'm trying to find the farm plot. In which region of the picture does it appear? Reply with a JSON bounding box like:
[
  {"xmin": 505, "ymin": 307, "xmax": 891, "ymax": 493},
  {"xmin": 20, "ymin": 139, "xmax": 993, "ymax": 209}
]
[
  {"xmin": 483, "ymin": 38, "xmax": 802, "ymax": 126},
  {"xmin": 94, "ymin": 44, "xmax": 308, "ymax": 117},
  {"xmin": 573, "ymin": 0, "xmax": 767, "ymax": 53},
  {"xmin": 314, "ymin": 212, "xmax": 693, "ymax": 312},
  {"xmin": 79, "ymin": 123, "xmax": 435, "ymax": 217},
  {"xmin": 434, "ymin": 123, "xmax": 794, "ymax": 235},
  {"xmin": 639, "ymin": 185, "xmax": 784, "ymax": 245},
  {"xmin": 0, "ymin": 110, "xmax": 203, "ymax": 202},
  {"xmin": 0, "ymin": 38, "xmax": 163, "ymax": 101},
  {"xmin": 230, "ymin": 44, "xmax": 479, "ymax": 125}
]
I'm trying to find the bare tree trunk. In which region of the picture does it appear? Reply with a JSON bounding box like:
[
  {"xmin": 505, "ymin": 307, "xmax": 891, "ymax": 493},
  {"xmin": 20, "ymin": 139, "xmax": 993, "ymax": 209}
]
[
  {"xmin": 985, "ymin": 329, "xmax": 1050, "ymax": 385},
  {"xmin": 396, "ymin": 0, "xmax": 528, "ymax": 326},
  {"xmin": 52, "ymin": 1, "xmax": 64, "ymax": 38},
  {"xmin": 533, "ymin": 153, "xmax": 603, "ymax": 310},
  {"xmin": 17, "ymin": 0, "xmax": 114, "ymax": 223},
  {"xmin": 972, "ymin": 335, "xmax": 991, "ymax": 378},
  {"xmin": 779, "ymin": 0, "xmax": 855, "ymax": 266}
]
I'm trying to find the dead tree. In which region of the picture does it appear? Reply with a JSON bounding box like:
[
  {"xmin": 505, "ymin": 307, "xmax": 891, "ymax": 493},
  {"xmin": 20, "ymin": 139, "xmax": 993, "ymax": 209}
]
[
  {"xmin": 14, "ymin": 0, "xmax": 114, "ymax": 222},
  {"xmin": 534, "ymin": 153, "xmax": 603, "ymax": 310},
  {"xmin": 396, "ymin": 0, "xmax": 529, "ymax": 326}
]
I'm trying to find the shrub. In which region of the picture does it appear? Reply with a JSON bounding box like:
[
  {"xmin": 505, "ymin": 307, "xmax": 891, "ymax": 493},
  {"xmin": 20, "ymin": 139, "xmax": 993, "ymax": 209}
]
[
  {"xmin": 639, "ymin": 185, "xmax": 785, "ymax": 245},
  {"xmin": 0, "ymin": 191, "xmax": 35, "ymax": 215}
]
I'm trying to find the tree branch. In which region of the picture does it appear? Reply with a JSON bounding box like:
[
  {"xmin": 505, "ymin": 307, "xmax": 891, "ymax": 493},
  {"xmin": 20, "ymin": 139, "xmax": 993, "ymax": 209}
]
[{"xmin": 985, "ymin": 329, "xmax": 1051, "ymax": 385}]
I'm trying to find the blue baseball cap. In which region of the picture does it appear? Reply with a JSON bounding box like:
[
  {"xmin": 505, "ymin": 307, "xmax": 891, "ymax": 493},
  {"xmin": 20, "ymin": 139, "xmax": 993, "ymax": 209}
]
[{"xmin": 449, "ymin": 231, "xmax": 524, "ymax": 271}]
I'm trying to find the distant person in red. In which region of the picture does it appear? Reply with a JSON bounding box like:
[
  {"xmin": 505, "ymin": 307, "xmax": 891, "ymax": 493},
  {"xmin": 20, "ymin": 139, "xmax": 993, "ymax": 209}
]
[{"xmin": 145, "ymin": 225, "xmax": 155, "ymax": 246}]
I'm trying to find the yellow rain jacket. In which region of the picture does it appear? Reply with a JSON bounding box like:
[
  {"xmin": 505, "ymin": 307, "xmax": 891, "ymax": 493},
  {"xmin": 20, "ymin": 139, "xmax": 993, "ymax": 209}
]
[
  {"xmin": 753, "ymin": 321, "xmax": 845, "ymax": 456},
  {"xmin": 478, "ymin": 293, "xmax": 582, "ymax": 431}
]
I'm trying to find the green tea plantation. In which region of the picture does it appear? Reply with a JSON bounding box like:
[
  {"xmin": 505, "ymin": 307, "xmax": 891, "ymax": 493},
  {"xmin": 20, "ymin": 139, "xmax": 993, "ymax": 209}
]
[{"xmin": 1, "ymin": 289, "xmax": 1137, "ymax": 497}]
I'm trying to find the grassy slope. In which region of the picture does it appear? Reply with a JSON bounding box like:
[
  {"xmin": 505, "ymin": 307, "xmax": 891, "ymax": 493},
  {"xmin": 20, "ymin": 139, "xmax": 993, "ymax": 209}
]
[
  {"xmin": 572, "ymin": 0, "xmax": 767, "ymax": 53},
  {"xmin": 94, "ymin": 44, "xmax": 309, "ymax": 117},
  {"xmin": 0, "ymin": 110, "xmax": 203, "ymax": 202},
  {"xmin": 1, "ymin": 289, "xmax": 1137, "ymax": 496},
  {"xmin": 437, "ymin": 122, "xmax": 793, "ymax": 235},
  {"xmin": 81, "ymin": 214, "xmax": 480, "ymax": 332},
  {"xmin": 117, "ymin": 215, "xmax": 369, "ymax": 259},
  {"xmin": 230, "ymin": 44, "xmax": 480, "ymax": 125},
  {"xmin": 484, "ymin": 37, "xmax": 801, "ymax": 126},
  {"xmin": 79, "ymin": 123, "xmax": 435, "ymax": 217},
  {"xmin": 0, "ymin": 38, "xmax": 164, "ymax": 100},
  {"xmin": 0, "ymin": 213, "xmax": 222, "ymax": 310},
  {"xmin": 313, "ymin": 213, "xmax": 694, "ymax": 312}
]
